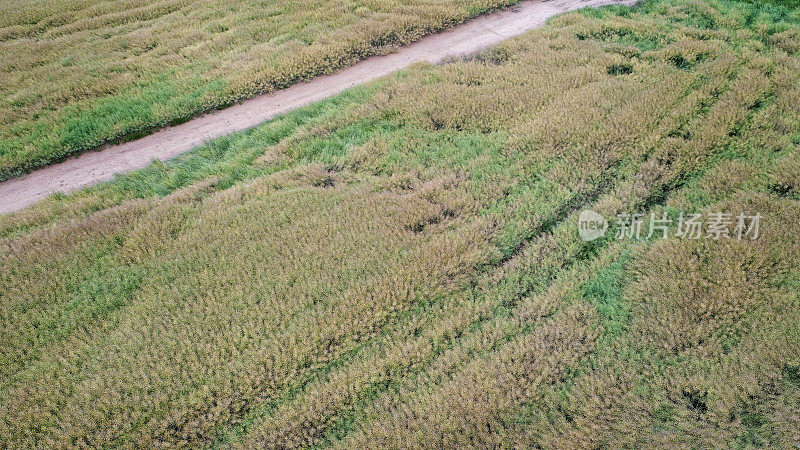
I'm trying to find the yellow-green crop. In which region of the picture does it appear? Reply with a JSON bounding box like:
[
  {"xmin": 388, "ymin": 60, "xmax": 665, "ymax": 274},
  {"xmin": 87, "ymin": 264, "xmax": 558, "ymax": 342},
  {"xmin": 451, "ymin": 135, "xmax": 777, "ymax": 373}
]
[
  {"xmin": 2, "ymin": 0, "xmax": 800, "ymax": 446},
  {"xmin": 0, "ymin": 0, "xmax": 523, "ymax": 180}
]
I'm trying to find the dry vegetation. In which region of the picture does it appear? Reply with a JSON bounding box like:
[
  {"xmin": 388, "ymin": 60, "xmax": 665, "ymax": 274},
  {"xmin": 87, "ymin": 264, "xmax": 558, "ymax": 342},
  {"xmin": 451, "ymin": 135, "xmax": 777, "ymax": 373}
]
[
  {"xmin": 0, "ymin": 0, "xmax": 523, "ymax": 180},
  {"xmin": 2, "ymin": 0, "xmax": 800, "ymax": 446}
]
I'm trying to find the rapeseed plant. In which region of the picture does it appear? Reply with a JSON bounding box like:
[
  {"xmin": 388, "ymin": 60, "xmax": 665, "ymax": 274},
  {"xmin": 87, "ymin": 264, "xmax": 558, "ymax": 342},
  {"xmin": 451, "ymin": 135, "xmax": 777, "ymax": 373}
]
[
  {"xmin": 1, "ymin": 0, "xmax": 799, "ymax": 446},
  {"xmin": 0, "ymin": 0, "xmax": 523, "ymax": 180}
]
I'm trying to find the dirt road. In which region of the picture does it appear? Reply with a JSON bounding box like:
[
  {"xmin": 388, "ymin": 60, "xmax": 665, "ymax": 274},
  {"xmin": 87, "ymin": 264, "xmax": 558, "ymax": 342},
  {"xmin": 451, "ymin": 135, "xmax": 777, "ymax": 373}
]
[{"xmin": 0, "ymin": 0, "xmax": 633, "ymax": 214}]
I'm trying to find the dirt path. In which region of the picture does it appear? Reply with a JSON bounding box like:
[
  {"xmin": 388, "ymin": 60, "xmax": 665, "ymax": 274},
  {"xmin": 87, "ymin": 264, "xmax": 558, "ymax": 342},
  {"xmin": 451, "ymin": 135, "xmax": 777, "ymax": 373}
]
[{"xmin": 0, "ymin": 0, "xmax": 633, "ymax": 214}]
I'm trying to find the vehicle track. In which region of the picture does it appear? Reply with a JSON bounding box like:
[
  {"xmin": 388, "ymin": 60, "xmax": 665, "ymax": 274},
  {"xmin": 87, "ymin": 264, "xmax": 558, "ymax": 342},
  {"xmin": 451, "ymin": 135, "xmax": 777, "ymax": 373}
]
[{"xmin": 0, "ymin": 0, "xmax": 634, "ymax": 214}]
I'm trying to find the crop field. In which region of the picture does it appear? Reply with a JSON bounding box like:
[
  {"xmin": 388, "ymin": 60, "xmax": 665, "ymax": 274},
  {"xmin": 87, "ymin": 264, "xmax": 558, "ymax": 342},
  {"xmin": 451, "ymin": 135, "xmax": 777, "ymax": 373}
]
[
  {"xmin": 2, "ymin": 0, "xmax": 800, "ymax": 446},
  {"xmin": 0, "ymin": 0, "xmax": 526, "ymax": 181}
]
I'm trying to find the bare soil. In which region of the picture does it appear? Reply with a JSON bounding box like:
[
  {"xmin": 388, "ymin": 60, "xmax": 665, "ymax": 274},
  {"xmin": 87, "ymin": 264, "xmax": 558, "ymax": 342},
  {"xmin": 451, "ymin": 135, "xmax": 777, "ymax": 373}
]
[{"xmin": 0, "ymin": 0, "xmax": 633, "ymax": 214}]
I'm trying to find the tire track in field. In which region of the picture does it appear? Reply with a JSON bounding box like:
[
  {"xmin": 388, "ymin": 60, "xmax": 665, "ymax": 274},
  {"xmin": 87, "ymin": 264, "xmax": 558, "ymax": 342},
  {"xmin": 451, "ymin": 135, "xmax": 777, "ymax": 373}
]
[{"xmin": 213, "ymin": 56, "xmax": 750, "ymax": 446}]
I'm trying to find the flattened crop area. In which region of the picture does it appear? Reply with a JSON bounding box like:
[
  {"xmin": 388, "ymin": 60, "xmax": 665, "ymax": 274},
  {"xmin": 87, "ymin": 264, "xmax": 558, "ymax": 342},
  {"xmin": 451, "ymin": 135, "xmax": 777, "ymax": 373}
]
[{"xmin": 1, "ymin": 0, "xmax": 800, "ymax": 446}]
